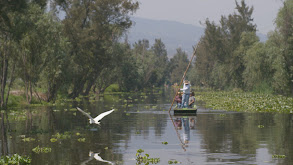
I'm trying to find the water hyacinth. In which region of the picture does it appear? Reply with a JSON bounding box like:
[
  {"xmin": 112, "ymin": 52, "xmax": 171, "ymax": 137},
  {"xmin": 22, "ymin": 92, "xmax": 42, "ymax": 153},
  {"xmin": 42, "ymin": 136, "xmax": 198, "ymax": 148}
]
[
  {"xmin": 0, "ymin": 154, "xmax": 31, "ymax": 164},
  {"xmin": 196, "ymin": 90, "xmax": 293, "ymax": 113},
  {"xmin": 32, "ymin": 146, "xmax": 52, "ymax": 154}
]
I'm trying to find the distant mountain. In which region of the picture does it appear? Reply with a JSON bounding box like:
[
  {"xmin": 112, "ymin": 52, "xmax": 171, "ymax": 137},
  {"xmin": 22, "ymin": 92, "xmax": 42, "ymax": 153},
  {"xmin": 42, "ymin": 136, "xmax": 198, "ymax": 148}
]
[
  {"xmin": 125, "ymin": 17, "xmax": 267, "ymax": 58},
  {"xmin": 126, "ymin": 17, "xmax": 204, "ymax": 57}
]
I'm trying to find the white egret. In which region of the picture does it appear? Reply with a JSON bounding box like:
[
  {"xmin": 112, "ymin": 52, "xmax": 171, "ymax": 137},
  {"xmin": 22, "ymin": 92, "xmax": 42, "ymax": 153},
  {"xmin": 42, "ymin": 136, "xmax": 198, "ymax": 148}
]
[
  {"xmin": 81, "ymin": 151, "xmax": 114, "ymax": 165},
  {"xmin": 90, "ymin": 151, "xmax": 115, "ymax": 165},
  {"xmin": 76, "ymin": 107, "xmax": 114, "ymax": 125}
]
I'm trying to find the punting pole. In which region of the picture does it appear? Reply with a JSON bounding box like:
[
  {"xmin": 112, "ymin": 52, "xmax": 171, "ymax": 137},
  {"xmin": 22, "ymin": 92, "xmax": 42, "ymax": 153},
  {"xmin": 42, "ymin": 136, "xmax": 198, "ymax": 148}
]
[{"xmin": 168, "ymin": 42, "xmax": 200, "ymax": 113}]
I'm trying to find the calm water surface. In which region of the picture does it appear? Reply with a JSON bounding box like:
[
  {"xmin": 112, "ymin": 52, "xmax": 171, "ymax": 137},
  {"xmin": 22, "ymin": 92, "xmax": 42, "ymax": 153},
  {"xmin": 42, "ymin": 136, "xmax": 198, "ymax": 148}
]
[{"xmin": 1, "ymin": 88, "xmax": 293, "ymax": 165}]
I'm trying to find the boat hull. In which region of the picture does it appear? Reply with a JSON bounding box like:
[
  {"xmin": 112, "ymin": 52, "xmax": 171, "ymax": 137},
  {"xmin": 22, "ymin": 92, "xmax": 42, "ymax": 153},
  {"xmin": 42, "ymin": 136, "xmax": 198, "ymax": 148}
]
[{"xmin": 174, "ymin": 108, "xmax": 197, "ymax": 115}]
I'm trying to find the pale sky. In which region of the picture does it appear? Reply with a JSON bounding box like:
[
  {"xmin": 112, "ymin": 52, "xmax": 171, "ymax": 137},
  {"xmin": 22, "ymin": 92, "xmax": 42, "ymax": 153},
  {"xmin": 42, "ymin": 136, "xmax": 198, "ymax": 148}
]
[{"xmin": 134, "ymin": 0, "xmax": 284, "ymax": 34}]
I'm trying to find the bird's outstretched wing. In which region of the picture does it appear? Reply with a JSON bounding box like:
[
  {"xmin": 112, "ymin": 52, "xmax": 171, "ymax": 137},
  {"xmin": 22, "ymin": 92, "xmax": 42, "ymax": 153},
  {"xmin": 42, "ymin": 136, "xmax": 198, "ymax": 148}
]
[
  {"xmin": 77, "ymin": 107, "xmax": 94, "ymax": 120},
  {"xmin": 94, "ymin": 109, "xmax": 115, "ymax": 122},
  {"xmin": 93, "ymin": 153, "xmax": 114, "ymax": 165}
]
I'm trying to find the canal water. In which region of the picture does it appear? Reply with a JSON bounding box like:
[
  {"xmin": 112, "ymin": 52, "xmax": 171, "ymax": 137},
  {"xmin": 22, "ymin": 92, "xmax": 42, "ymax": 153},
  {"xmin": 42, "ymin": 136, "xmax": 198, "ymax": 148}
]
[{"xmin": 1, "ymin": 88, "xmax": 292, "ymax": 165}]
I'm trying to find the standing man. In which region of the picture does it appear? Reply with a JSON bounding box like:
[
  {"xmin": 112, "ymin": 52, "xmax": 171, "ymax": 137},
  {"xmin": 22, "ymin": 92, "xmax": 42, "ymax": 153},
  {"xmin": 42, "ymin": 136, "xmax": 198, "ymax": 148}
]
[{"xmin": 180, "ymin": 80, "xmax": 191, "ymax": 108}]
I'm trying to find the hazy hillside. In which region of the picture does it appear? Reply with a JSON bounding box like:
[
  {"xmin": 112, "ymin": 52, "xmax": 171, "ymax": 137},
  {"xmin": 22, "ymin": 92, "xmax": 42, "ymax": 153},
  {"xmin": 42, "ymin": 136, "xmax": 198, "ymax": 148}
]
[
  {"xmin": 126, "ymin": 17, "xmax": 204, "ymax": 57},
  {"xmin": 125, "ymin": 17, "xmax": 267, "ymax": 58}
]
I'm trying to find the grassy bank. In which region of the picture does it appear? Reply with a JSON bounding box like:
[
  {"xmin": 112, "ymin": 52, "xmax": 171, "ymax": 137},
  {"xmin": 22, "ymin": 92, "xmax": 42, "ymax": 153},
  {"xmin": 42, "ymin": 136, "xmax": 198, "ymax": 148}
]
[{"xmin": 195, "ymin": 88, "xmax": 293, "ymax": 113}]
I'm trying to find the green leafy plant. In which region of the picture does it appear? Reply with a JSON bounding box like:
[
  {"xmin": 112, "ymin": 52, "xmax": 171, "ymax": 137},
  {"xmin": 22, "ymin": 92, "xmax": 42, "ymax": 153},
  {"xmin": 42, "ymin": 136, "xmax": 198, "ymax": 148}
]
[
  {"xmin": 50, "ymin": 138, "xmax": 58, "ymax": 142},
  {"xmin": 52, "ymin": 132, "xmax": 71, "ymax": 140},
  {"xmin": 168, "ymin": 160, "xmax": 180, "ymax": 164},
  {"xmin": 22, "ymin": 137, "xmax": 36, "ymax": 142},
  {"xmin": 162, "ymin": 141, "xmax": 168, "ymax": 145},
  {"xmin": 136, "ymin": 149, "xmax": 160, "ymax": 164},
  {"xmin": 257, "ymin": 125, "xmax": 265, "ymax": 128},
  {"xmin": 77, "ymin": 138, "xmax": 86, "ymax": 142},
  {"xmin": 0, "ymin": 154, "xmax": 31, "ymax": 164},
  {"xmin": 32, "ymin": 146, "xmax": 51, "ymax": 154},
  {"xmin": 272, "ymin": 154, "xmax": 286, "ymax": 158}
]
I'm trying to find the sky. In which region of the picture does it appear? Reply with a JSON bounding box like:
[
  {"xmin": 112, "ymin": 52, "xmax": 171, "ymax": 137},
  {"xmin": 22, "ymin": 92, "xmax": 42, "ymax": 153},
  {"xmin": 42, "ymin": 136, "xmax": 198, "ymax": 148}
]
[{"xmin": 134, "ymin": 0, "xmax": 284, "ymax": 34}]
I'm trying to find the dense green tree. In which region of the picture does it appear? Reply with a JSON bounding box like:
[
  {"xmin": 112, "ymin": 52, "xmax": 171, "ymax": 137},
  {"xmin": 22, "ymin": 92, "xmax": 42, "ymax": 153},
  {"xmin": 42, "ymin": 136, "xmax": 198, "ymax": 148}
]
[
  {"xmin": 243, "ymin": 42, "xmax": 271, "ymax": 90},
  {"xmin": 116, "ymin": 43, "xmax": 140, "ymax": 91},
  {"xmin": 192, "ymin": 0, "xmax": 257, "ymax": 90},
  {"xmin": 274, "ymin": 0, "xmax": 293, "ymax": 95},
  {"xmin": 54, "ymin": 0, "xmax": 139, "ymax": 98},
  {"xmin": 169, "ymin": 48, "xmax": 189, "ymax": 84},
  {"xmin": 132, "ymin": 39, "xmax": 157, "ymax": 87},
  {"xmin": 14, "ymin": 4, "xmax": 68, "ymax": 103},
  {"xmin": 150, "ymin": 39, "xmax": 169, "ymax": 86},
  {"xmin": 233, "ymin": 32, "xmax": 259, "ymax": 89}
]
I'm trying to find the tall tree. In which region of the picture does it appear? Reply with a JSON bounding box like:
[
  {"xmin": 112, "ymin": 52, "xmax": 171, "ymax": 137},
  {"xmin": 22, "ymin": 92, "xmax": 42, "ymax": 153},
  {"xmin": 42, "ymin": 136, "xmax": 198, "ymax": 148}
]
[
  {"xmin": 169, "ymin": 48, "xmax": 189, "ymax": 84},
  {"xmin": 151, "ymin": 39, "xmax": 169, "ymax": 86},
  {"xmin": 15, "ymin": 4, "xmax": 68, "ymax": 103},
  {"xmin": 0, "ymin": 0, "xmax": 28, "ymax": 108},
  {"xmin": 54, "ymin": 0, "xmax": 139, "ymax": 98},
  {"xmin": 192, "ymin": 0, "xmax": 256, "ymax": 90},
  {"xmin": 274, "ymin": 0, "xmax": 293, "ymax": 95}
]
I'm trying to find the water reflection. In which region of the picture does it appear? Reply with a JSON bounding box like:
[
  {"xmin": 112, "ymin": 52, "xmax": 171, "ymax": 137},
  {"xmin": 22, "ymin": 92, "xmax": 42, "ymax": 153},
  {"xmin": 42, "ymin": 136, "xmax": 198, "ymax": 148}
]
[
  {"xmin": 173, "ymin": 116, "xmax": 197, "ymax": 147},
  {"xmin": 1, "ymin": 112, "xmax": 8, "ymax": 155}
]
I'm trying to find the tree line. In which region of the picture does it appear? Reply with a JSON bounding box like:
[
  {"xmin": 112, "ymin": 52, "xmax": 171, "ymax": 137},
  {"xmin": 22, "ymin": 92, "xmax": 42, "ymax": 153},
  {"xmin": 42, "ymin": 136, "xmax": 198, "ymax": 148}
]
[
  {"xmin": 189, "ymin": 0, "xmax": 293, "ymax": 96},
  {"xmin": 0, "ymin": 0, "xmax": 190, "ymax": 109}
]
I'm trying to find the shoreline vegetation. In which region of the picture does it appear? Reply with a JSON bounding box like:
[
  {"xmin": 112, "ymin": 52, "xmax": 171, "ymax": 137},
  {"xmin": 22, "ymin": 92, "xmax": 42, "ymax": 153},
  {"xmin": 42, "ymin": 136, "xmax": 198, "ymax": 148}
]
[
  {"xmin": 4, "ymin": 85, "xmax": 293, "ymax": 114},
  {"xmin": 194, "ymin": 87, "xmax": 293, "ymax": 113}
]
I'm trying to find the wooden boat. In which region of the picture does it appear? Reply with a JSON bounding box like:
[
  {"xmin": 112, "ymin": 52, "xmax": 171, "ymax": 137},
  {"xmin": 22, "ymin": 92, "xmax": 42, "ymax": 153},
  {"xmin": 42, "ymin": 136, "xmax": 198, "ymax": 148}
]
[{"xmin": 174, "ymin": 105, "xmax": 197, "ymax": 115}]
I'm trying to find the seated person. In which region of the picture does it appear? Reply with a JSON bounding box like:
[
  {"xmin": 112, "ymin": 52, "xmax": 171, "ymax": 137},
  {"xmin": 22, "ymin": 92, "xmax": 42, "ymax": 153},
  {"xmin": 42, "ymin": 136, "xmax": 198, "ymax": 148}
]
[
  {"xmin": 188, "ymin": 92, "xmax": 195, "ymax": 108},
  {"xmin": 175, "ymin": 92, "xmax": 182, "ymax": 108}
]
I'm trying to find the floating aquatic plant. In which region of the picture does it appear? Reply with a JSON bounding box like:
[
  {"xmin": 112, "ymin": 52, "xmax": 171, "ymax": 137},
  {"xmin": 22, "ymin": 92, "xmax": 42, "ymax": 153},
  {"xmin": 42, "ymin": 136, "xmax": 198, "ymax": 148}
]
[
  {"xmin": 50, "ymin": 138, "xmax": 58, "ymax": 142},
  {"xmin": 32, "ymin": 146, "xmax": 51, "ymax": 154},
  {"xmin": 272, "ymin": 154, "xmax": 286, "ymax": 158},
  {"xmin": 257, "ymin": 125, "xmax": 265, "ymax": 128},
  {"xmin": 0, "ymin": 154, "xmax": 31, "ymax": 164},
  {"xmin": 22, "ymin": 137, "xmax": 35, "ymax": 142},
  {"xmin": 52, "ymin": 132, "xmax": 71, "ymax": 140},
  {"xmin": 196, "ymin": 90, "xmax": 293, "ymax": 113},
  {"xmin": 162, "ymin": 142, "xmax": 168, "ymax": 145},
  {"xmin": 168, "ymin": 160, "xmax": 180, "ymax": 164},
  {"xmin": 77, "ymin": 138, "xmax": 86, "ymax": 142},
  {"xmin": 136, "ymin": 149, "xmax": 160, "ymax": 165}
]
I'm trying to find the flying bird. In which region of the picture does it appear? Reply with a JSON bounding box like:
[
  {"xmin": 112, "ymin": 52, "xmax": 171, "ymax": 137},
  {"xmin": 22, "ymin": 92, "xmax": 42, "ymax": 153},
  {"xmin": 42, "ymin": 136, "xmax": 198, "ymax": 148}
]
[
  {"xmin": 76, "ymin": 107, "xmax": 114, "ymax": 125},
  {"xmin": 91, "ymin": 151, "xmax": 115, "ymax": 165},
  {"xmin": 81, "ymin": 151, "xmax": 114, "ymax": 165}
]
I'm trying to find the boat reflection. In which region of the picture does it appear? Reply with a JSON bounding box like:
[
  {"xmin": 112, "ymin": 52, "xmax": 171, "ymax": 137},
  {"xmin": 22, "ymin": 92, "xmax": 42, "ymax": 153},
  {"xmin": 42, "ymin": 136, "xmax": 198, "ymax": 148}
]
[
  {"xmin": 169, "ymin": 112, "xmax": 197, "ymax": 150},
  {"xmin": 174, "ymin": 117, "xmax": 196, "ymax": 146}
]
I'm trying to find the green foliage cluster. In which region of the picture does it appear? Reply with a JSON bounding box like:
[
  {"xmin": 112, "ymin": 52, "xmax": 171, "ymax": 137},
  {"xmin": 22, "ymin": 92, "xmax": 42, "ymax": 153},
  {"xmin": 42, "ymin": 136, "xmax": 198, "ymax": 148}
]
[
  {"xmin": 196, "ymin": 89, "xmax": 293, "ymax": 113},
  {"xmin": 52, "ymin": 132, "xmax": 71, "ymax": 140},
  {"xmin": 272, "ymin": 154, "xmax": 286, "ymax": 158},
  {"xmin": 0, "ymin": 154, "xmax": 31, "ymax": 165},
  {"xmin": 168, "ymin": 160, "xmax": 180, "ymax": 164},
  {"xmin": 191, "ymin": 0, "xmax": 293, "ymax": 96},
  {"xmin": 136, "ymin": 149, "xmax": 160, "ymax": 165},
  {"xmin": 32, "ymin": 146, "xmax": 51, "ymax": 154}
]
